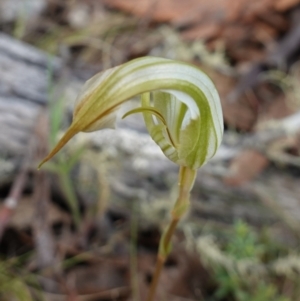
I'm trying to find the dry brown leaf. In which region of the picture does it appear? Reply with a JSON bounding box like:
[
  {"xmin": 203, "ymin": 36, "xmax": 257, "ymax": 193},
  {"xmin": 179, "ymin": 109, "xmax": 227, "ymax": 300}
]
[
  {"xmin": 253, "ymin": 22, "xmax": 278, "ymax": 43},
  {"xmin": 67, "ymin": 261, "xmax": 128, "ymax": 295},
  {"xmin": 200, "ymin": 66, "xmax": 257, "ymax": 131},
  {"xmin": 101, "ymin": 0, "xmax": 300, "ymax": 66},
  {"xmin": 255, "ymin": 95, "xmax": 294, "ymax": 128},
  {"xmin": 102, "ymin": 0, "xmax": 298, "ymax": 26},
  {"xmin": 275, "ymin": 0, "xmax": 300, "ymax": 11},
  {"xmin": 103, "ymin": 0, "xmax": 194, "ymax": 25},
  {"xmin": 224, "ymin": 150, "xmax": 269, "ymax": 186},
  {"xmin": 181, "ymin": 23, "xmax": 221, "ymax": 40},
  {"xmin": 214, "ymin": 95, "xmax": 293, "ymax": 173},
  {"xmin": 6, "ymin": 196, "xmax": 71, "ymax": 229},
  {"xmin": 102, "ymin": 0, "xmax": 300, "ymax": 66}
]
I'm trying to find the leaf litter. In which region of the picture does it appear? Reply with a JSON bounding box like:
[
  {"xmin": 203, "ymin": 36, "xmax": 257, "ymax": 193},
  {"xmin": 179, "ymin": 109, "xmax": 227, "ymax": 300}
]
[{"xmin": 1, "ymin": 0, "xmax": 300, "ymax": 300}]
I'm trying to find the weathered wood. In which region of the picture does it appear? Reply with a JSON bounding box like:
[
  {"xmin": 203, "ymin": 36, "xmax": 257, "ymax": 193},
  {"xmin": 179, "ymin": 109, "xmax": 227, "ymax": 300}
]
[
  {"xmin": 0, "ymin": 33, "xmax": 62, "ymax": 158},
  {"xmin": 0, "ymin": 33, "xmax": 63, "ymax": 187},
  {"xmin": 0, "ymin": 33, "xmax": 61, "ymax": 103}
]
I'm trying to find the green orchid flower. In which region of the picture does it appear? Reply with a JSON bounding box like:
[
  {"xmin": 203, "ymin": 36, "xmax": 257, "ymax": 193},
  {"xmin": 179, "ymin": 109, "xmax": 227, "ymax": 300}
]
[
  {"xmin": 39, "ymin": 56, "xmax": 223, "ymax": 169},
  {"xmin": 39, "ymin": 56, "xmax": 223, "ymax": 301}
]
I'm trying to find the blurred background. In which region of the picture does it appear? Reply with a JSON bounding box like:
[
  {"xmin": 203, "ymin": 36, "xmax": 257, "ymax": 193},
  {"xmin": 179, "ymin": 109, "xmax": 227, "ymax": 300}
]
[{"xmin": 1, "ymin": 0, "xmax": 300, "ymax": 300}]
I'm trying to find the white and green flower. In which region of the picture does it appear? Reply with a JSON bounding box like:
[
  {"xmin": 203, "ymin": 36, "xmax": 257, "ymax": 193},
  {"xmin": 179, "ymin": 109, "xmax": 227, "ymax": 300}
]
[{"xmin": 40, "ymin": 56, "xmax": 223, "ymax": 169}]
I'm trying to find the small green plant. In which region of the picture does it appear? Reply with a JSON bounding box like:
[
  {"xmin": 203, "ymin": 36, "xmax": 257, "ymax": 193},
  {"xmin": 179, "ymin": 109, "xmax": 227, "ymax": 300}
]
[
  {"xmin": 0, "ymin": 266, "xmax": 31, "ymax": 301},
  {"xmin": 213, "ymin": 221, "xmax": 289, "ymax": 301},
  {"xmin": 0, "ymin": 255, "xmax": 41, "ymax": 301},
  {"xmin": 250, "ymin": 283, "xmax": 289, "ymax": 301},
  {"xmin": 43, "ymin": 144, "xmax": 84, "ymax": 228},
  {"xmin": 39, "ymin": 56, "xmax": 224, "ymax": 301},
  {"xmin": 225, "ymin": 220, "xmax": 264, "ymax": 260},
  {"xmin": 44, "ymin": 60, "xmax": 84, "ymax": 228}
]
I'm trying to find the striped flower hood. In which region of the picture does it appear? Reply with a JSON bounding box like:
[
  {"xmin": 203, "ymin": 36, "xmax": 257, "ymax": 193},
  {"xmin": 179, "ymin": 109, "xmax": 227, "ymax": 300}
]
[{"xmin": 39, "ymin": 57, "xmax": 223, "ymax": 169}]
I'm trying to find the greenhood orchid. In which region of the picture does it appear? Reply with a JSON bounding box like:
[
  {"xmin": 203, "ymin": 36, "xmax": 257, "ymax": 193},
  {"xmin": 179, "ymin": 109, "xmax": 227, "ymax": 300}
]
[
  {"xmin": 39, "ymin": 56, "xmax": 223, "ymax": 169},
  {"xmin": 39, "ymin": 56, "xmax": 223, "ymax": 301}
]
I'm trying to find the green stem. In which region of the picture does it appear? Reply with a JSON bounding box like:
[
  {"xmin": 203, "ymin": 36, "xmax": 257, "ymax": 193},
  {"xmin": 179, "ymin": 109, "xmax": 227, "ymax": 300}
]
[
  {"xmin": 59, "ymin": 170, "xmax": 81, "ymax": 228},
  {"xmin": 146, "ymin": 166, "xmax": 197, "ymax": 301}
]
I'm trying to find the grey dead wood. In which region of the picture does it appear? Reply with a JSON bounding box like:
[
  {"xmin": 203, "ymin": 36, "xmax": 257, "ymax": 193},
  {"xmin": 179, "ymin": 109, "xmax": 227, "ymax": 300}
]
[{"xmin": 0, "ymin": 33, "xmax": 62, "ymax": 184}]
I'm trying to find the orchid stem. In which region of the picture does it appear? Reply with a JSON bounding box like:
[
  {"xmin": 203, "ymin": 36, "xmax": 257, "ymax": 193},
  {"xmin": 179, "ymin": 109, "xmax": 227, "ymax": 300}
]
[{"xmin": 146, "ymin": 166, "xmax": 197, "ymax": 301}]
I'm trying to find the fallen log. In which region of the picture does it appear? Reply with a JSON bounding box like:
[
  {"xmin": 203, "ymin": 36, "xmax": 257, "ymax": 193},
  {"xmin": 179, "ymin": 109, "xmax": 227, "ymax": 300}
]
[
  {"xmin": 0, "ymin": 33, "xmax": 63, "ymax": 188},
  {"xmin": 0, "ymin": 33, "xmax": 62, "ymax": 156}
]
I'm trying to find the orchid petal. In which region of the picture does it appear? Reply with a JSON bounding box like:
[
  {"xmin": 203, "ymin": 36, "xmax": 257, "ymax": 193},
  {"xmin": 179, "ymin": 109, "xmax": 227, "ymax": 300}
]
[{"xmin": 39, "ymin": 56, "xmax": 223, "ymax": 169}]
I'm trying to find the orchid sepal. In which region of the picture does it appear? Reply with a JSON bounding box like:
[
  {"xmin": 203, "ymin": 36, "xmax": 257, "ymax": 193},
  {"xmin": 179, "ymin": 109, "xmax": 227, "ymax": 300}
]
[{"xmin": 39, "ymin": 56, "xmax": 223, "ymax": 170}]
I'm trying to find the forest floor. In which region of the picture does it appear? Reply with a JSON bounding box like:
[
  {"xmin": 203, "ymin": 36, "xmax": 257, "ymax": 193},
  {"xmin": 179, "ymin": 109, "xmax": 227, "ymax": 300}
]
[{"xmin": 1, "ymin": 1, "xmax": 300, "ymax": 301}]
